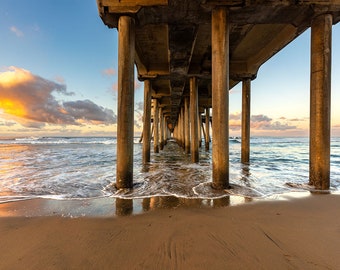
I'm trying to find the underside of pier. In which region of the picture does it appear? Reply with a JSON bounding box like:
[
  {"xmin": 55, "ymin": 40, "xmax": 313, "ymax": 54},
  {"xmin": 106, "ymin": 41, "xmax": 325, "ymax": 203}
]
[
  {"xmin": 97, "ymin": 0, "xmax": 340, "ymax": 190},
  {"xmin": 98, "ymin": 0, "xmax": 339, "ymax": 125}
]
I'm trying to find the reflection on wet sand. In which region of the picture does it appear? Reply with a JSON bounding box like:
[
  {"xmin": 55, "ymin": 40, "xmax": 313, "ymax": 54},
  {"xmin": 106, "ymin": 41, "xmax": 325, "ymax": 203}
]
[
  {"xmin": 115, "ymin": 198, "xmax": 133, "ymax": 216},
  {"xmin": 115, "ymin": 195, "xmax": 254, "ymax": 216},
  {"xmin": 0, "ymin": 192, "xmax": 316, "ymax": 218}
]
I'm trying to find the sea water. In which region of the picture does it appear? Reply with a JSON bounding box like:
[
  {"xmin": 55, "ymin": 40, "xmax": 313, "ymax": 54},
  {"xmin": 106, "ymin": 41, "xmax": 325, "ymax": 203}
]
[{"xmin": 0, "ymin": 136, "xmax": 339, "ymax": 204}]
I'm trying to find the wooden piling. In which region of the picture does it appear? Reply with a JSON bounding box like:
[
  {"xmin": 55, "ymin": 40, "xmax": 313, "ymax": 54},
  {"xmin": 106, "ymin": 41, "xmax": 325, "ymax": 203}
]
[
  {"xmin": 181, "ymin": 105, "xmax": 185, "ymax": 149},
  {"xmin": 184, "ymin": 97, "xmax": 190, "ymax": 154},
  {"xmin": 190, "ymin": 77, "xmax": 199, "ymax": 162},
  {"xmin": 198, "ymin": 114, "xmax": 202, "ymax": 148},
  {"xmin": 142, "ymin": 80, "xmax": 152, "ymax": 163},
  {"xmin": 205, "ymin": 108, "xmax": 210, "ymax": 151},
  {"xmin": 159, "ymin": 107, "xmax": 164, "ymax": 150},
  {"xmin": 116, "ymin": 16, "xmax": 135, "ymax": 189},
  {"xmin": 241, "ymin": 78, "xmax": 251, "ymax": 164},
  {"xmin": 212, "ymin": 8, "xmax": 229, "ymax": 189},
  {"xmin": 153, "ymin": 99, "xmax": 159, "ymax": 153},
  {"xmin": 309, "ymin": 14, "xmax": 332, "ymax": 190},
  {"xmin": 163, "ymin": 116, "xmax": 168, "ymax": 145},
  {"xmin": 177, "ymin": 110, "xmax": 182, "ymax": 147}
]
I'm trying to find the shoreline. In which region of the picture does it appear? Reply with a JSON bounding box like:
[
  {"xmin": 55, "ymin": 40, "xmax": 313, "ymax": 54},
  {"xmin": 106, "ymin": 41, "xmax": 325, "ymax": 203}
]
[
  {"xmin": 1, "ymin": 193, "xmax": 340, "ymax": 269},
  {"xmin": 0, "ymin": 190, "xmax": 329, "ymax": 218}
]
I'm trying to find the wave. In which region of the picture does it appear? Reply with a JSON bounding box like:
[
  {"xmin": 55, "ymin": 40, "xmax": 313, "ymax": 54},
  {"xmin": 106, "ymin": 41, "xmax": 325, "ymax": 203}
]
[{"xmin": 0, "ymin": 136, "xmax": 147, "ymax": 145}]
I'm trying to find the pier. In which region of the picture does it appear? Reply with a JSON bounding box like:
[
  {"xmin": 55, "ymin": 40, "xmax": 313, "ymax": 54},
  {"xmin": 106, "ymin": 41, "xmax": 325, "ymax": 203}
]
[{"xmin": 97, "ymin": 0, "xmax": 340, "ymax": 190}]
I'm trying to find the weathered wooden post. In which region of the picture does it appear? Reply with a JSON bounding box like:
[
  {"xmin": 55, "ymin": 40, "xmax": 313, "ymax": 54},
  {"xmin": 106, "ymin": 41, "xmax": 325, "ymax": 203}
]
[
  {"xmin": 163, "ymin": 116, "xmax": 168, "ymax": 145},
  {"xmin": 181, "ymin": 105, "xmax": 185, "ymax": 149},
  {"xmin": 198, "ymin": 113, "xmax": 202, "ymax": 148},
  {"xmin": 190, "ymin": 77, "xmax": 199, "ymax": 162},
  {"xmin": 185, "ymin": 97, "xmax": 190, "ymax": 154},
  {"xmin": 309, "ymin": 14, "xmax": 332, "ymax": 190},
  {"xmin": 241, "ymin": 78, "xmax": 251, "ymax": 164},
  {"xmin": 205, "ymin": 107, "xmax": 210, "ymax": 151},
  {"xmin": 143, "ymin": 80, "xmax": 152, "ymax": 163},
  {"xmin": 159, "ymin": 107, "xmax": 164, "ymax": 150},
  {"xmin": 116, "ymin": 16, "xmax": 135, "ymax": 189},
  {"xmin": 212, "ymin": 7, "xmax": 229, "ymax": 189},
  {"xmin": 181, "ymin": 108, "xmax": 185, "ymax": 148},
  {"xmin": 153, "ymin": 99, "xmax": 159, "ymax": 153},
  {"xmin": 177, "ymin": 110, "xmax": 182, "ymax": 147}
]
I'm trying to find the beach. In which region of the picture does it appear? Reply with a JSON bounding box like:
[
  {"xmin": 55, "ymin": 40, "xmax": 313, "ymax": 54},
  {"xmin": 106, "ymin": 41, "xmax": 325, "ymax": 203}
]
[{"xmin": 0, "ymin": 193, "xmax": 339, "ymax": 269}]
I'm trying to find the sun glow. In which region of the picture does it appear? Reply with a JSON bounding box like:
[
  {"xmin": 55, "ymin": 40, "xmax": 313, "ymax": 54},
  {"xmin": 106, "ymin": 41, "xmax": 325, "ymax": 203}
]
[{"xmin": 0, "ymin": 99, "xmax": 26, "ymax": 118}]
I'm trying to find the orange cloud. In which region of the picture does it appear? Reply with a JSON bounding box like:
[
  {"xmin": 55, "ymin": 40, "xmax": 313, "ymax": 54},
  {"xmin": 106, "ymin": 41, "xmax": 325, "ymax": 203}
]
[{"xmin": 0, "ymin": 66, "xmax": 116, "ymax": 128}]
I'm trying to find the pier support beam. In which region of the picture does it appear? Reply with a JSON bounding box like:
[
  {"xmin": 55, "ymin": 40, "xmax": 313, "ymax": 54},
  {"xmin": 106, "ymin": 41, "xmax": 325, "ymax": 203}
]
[
  {"xmin": 142, "ymin": 80, "xmax": 152, "ymax": 164},
  {"xmin": 190, "ymin": 77, "xmax": 199, "ymax": 162},
  {"xmin": 178, "ymin": 110, "xmax": 182, "ymax": 147},
  {"xmin": 184, "ymin": 97, "xmax": 190, "ymax": 154},
  {"xmin": 205, "ymin": 108, "xmax": 210, "ymax": 151},
  {"xmin": 309, "ymin": 14, "xmax": 332, "ymax": 190},
  {"xmin": 198, "ymin": 114, "xmax": 202, "ymax": 148},
  {"xmin": 181, "ymin": 105, "xmax": 185, "ymax": 150},
  {"xmin": 241, "ymin": 78, "xmax": 251, "ymax": 164},
  {"xmin": 159, "ymin": 108, "xmax": 164, "ymax": 150},
  {"xmin": 116, "ymin": 16, "xmax": 135, "ymax": 189},
  {"xmin": 153, "ymin": 99, "xmax": 159, "ymax": 153},
  {"xmin": 116, "ymin": 16, "xmax": 135, "ymax": 188},
  {"xmin": 212, "ymin": 7, "xmax": 229, "ymax": 189}
]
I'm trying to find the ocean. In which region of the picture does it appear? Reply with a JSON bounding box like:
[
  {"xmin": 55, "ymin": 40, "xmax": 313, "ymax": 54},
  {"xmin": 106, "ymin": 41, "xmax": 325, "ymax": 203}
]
[{"xmin": 0, "ymin": 136, "xmax": 340, "ymax": 206}]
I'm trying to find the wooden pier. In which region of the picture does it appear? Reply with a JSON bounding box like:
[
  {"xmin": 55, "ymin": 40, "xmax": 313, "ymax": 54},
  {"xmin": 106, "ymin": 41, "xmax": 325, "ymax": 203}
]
[{"xmin": 97, "ymin": 0, "xmax": 340, "ymax": 190}]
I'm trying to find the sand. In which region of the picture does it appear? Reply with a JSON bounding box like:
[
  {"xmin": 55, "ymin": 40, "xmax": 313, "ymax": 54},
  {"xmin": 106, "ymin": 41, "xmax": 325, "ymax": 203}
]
[{"xmin": 0, "ymin": 194, "xmax": 339, "ymax": 270}]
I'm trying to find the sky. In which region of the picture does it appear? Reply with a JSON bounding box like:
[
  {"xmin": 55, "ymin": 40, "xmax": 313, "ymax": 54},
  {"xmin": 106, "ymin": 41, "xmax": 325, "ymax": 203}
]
[{"xmin": 0, "ymin": 0, "xmax": 339, "ymax": 137}]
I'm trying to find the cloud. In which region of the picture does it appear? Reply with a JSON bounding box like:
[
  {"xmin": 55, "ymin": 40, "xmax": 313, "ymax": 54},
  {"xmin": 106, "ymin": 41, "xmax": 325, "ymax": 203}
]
[
  {"xmin": 251, "ymin": 114, "xmax": 272, "ymax": 123},
  {"xmin": 10, "ymin": 26, "xmax": 24, "ymax": 37},
  {"xmin": 0, "ymin": 66, "xmax": 116, "ymax": 127},
  {"xmin": 134, "ymin": 101, "xmax": 144, "ymax": 129},
  {"xmin": 135, "ymin": 80, "xmax": 143, "ymax": 91},
  {"xmin": 102, "ymin": 68, "xmax": 116, "ymax": 77},
  {"xmin": 54, "ymin": 76, "xmax": 65, "ymax": 84},
  {"xmin": 229, "ymin": 112, "xmax": 297, "ymax": 131},
  {"xmin": 135, "ymin": 101, "xmax": 144, "ymax": 112},
  {"xmin": 134, "ymin": 119, "xmax": 142, "ymax": 129},
  {"xmin": 288, "ymin": 118, "xmax": 305, "ymax": 122},
  {"xmin": 251, "ymin": 114, "xmax": 297, "ymax": 130},
  {"xmin": 111, "ymin": 83, "xmax": 118, "ymax": 92},
  {"xmin": 63, "ymin": 100, "xmax": 116, "ymax": 125},
  {"xmin": 0, "ymin": 120, "xmax": 16, "ymax": 127}
]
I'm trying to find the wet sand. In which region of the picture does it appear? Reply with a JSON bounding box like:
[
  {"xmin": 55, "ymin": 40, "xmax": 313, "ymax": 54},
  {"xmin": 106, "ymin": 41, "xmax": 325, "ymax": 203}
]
[{"xmin": 0, "ymin": 194, "xmax": 339, "ymax": 269}]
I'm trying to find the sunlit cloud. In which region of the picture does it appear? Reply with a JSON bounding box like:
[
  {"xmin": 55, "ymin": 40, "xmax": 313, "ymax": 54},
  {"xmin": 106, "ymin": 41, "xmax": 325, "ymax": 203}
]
[
  {"xmin": 10, "ymin": 26, "xmax": 24, "ymax": 37},
  {"xmin": 229, "ymin": 112, "xmax": 298, "ymax": 131},
  {"xmin": 0, "ymin": 66, "xmax": 116, "ymax": 128}
]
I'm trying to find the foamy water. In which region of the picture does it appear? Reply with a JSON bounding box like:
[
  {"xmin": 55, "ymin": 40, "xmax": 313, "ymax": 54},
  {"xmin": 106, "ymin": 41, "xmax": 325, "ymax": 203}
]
[{"xmin": 0, "ymin": 136, "xmax": 339, "ymax": 204}]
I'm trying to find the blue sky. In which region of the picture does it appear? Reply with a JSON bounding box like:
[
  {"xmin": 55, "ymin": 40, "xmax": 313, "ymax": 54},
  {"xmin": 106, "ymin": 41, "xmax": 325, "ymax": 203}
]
[{"xmin": 0, "ymin": 0, "xmax": 339, "ymax": 137}]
